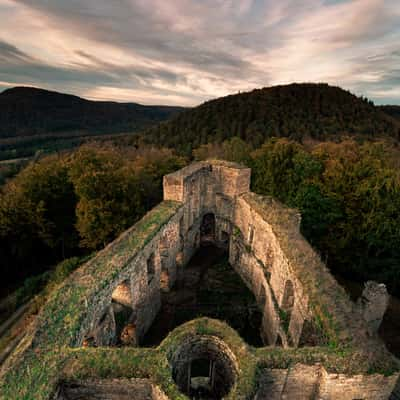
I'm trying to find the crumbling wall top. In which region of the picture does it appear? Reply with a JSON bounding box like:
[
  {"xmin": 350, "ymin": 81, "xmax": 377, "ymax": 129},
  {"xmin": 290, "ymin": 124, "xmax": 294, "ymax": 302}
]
[{"xmin": 163, "ymin": 160, "xmax": 251, "ymax": 202}]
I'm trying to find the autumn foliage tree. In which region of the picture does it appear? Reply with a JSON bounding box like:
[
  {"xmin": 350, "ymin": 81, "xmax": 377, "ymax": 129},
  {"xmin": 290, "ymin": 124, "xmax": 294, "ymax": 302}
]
[
  {"xmin": 68, "ymin": 145, "xmax": 186, "ymax": 248},
  {"xmin": 68, "ymin": 145, "xmax": 144, "ymax": 249},
  {"xmin": 0, "ymin": 144, "xmax": 186, "ymax": 290}
]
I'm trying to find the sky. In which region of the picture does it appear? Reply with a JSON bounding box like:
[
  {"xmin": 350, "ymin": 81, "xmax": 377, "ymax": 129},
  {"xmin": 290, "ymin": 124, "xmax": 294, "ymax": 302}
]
[{"xmin": 0, "ymin": 0, "xmax": 399, "ymax": 106}]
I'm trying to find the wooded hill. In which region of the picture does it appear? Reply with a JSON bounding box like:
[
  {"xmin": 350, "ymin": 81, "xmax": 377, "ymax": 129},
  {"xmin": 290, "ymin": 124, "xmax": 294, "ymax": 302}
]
[
  {"xmin": 0, "ymin": 87, "xmax": 184, "ymax": 138},
  {"xmin": 143, "ymin": 83, "xmax": 400, "ymax": 153}
]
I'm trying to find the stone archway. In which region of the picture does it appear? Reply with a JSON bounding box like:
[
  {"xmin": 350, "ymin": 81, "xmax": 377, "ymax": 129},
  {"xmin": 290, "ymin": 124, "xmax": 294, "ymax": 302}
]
[
  {"xmin": 200, "ymin": 213, "xmax": 216, "ymax": 244},
  {"xmin": 111, "ymin": 280, "xmax": 137, "ymax": 346},
  {"xmin": 112, "ymin": 280, "xmax": 133, "ymax": 308}
]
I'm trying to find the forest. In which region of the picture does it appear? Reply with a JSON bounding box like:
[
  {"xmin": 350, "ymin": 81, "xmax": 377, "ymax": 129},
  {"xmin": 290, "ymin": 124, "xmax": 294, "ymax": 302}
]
[
  {"xmin": 0, "ymin": 83, "xmax": 399, "ymax": 307},
  {"xmin": 379, "ymin": 105, "xmax": 400, "ymax": 122},
  {"xmin": 143, "ymin": 83, "xmax": 400, "ymax": 154}
]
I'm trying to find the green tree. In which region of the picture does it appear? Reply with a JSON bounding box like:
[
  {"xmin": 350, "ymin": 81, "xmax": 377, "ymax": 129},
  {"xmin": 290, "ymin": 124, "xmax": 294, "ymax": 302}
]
[
  {"xmin": 0, "ymin": 155, "xmax": 77, "ymax": 254},
  {"xmin": 68, "ymin": 145, "xmax": 145, "ymax": 249},
  {"xmin": 222, "ymin": 137, "xmax": 252, "ymax": 164}
]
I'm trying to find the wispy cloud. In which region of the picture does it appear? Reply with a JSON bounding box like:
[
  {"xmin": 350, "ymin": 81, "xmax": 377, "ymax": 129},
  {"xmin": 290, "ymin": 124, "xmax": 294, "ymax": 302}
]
[{"xmin": 0, "ymin": 0, "xmax": 399, "ymax": 105}]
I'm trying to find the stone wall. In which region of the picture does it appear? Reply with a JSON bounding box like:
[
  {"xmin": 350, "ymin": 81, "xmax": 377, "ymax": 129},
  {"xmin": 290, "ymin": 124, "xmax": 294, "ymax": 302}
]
[
  {"xmin": 230, "ymin": 194, "xmax": 310, "ymax": 347},
  {"xmin": 318, "ymin": 369, "xmax": 398, "ymax": 400},
  {"xmin": 56, "ymin": 379, "xmax": 169, "ymax": 400},
  {"xmin": 255, "ymin": 364, "xmax": 398, "ymax": 400},
  {"xmin": 79, "ymin": 210, "xmax": 184, "ymax": 346},
  {"xmin": 357, "ymin": 281, "xmax": 390, "ymax": 335}
]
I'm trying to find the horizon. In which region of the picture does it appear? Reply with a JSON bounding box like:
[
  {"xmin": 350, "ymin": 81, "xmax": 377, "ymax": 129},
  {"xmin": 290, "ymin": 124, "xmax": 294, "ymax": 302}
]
[
  {"xmin": 0, "ymin": 0, "xmax": 400, "ymax": 106},
  {"xmin": 1, "ymin": 81, "xmax": 396, "ymax": 108}
]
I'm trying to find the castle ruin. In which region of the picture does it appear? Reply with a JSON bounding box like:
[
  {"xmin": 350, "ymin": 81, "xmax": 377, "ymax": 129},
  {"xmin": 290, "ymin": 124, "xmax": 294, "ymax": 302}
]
[{"xmin": 1, "ymin": 160, "xmax": 399, "ymax": 399}]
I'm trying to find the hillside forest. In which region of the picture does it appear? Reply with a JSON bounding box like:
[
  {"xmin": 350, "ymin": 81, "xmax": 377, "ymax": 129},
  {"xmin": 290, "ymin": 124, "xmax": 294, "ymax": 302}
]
[{"xmin": 0, "ymin": 87, "xmax": 184, "ymax": 164}]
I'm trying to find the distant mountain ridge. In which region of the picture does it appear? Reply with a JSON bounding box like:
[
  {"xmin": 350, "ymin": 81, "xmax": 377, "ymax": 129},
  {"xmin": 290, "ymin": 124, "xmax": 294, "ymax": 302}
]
[
  {"xmin": 143, "ymin": 83, "xmax": 400, "ymax": 152},
  {"xmin": 0, "ymin": 87, "xmax": 185, "ymax": 138}
]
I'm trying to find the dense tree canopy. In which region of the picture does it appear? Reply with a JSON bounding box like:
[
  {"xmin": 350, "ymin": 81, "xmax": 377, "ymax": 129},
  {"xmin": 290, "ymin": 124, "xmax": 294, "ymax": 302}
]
[
  {"xmin": 0, "ymin": 144, "xmax": 186, "ymax": 292},
  {"xmin": 144, "ymin": 83, "xmax": 400, "ymax": 154}
]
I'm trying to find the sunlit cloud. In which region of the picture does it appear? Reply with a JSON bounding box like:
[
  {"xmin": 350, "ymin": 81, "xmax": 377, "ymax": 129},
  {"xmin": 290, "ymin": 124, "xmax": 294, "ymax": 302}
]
[{"xmin": 0, "ymin": 0, "xmax": 399, "ymax": 105}]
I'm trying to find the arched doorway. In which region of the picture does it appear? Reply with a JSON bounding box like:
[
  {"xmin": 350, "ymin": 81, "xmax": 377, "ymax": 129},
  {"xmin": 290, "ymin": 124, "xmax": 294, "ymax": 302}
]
[
  {"xmin": 111, "ymin": 280, "xmax": 136, "ymax": 346},
  {"xmin": 200, "ymin": 213, "xmax": 215, "ymax": 245}
]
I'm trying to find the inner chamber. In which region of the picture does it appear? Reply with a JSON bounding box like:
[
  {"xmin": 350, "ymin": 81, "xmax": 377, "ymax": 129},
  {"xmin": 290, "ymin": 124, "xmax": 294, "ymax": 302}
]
[
  {"xmin": 170, "ymin": 335, "xmax": 238, "ymax": 400},
  {"xmin": 141, "ymin": 214, "xmax": 264, "ymax": 347}
]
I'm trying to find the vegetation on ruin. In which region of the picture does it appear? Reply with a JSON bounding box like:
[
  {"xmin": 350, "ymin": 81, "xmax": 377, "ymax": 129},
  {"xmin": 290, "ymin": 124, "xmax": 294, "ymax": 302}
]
[
  {"xmin": 36, "ymin": 200, "xmax": 179, "ymax": 346},
  {"xmin": 0, "ymin": 256, "xmax": 91, "ymax": 354},
  {"xmin": 1, "ymin": 315, "xmax": 397, "ymax": 400},
  {"xmin": 0, "ymin": 200, "xmax": 180, "ymax": 399}
]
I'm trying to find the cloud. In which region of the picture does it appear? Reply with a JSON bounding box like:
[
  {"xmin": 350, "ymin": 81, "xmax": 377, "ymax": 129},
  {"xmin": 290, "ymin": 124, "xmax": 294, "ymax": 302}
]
[
  {"xmin": 0, "ymin": 0, "xmax": 399, "ymax": 105},
  {"xmin": 0, "ymin": 40, "xmax": 32, "ymax": 63}
]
